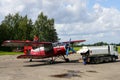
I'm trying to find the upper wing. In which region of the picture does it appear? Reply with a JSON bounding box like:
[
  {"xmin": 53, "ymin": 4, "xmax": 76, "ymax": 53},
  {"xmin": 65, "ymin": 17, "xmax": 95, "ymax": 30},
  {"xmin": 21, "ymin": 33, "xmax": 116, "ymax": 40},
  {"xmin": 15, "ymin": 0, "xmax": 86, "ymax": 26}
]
[
  {"xmin": 62, "ymin": 40, "xmax": 86, "ymax": 44},
  {"xmin": 2, "ymin": 40, "xmax": 52, "ymax": 47}
]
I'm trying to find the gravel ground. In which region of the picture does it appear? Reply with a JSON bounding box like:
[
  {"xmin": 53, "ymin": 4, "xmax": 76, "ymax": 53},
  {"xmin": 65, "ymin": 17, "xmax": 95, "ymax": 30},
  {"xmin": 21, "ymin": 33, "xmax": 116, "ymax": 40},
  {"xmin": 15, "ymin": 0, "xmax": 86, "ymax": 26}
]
[{"xmin": 0, "ymin": 54, "xmax": 120, "ymax": 80}]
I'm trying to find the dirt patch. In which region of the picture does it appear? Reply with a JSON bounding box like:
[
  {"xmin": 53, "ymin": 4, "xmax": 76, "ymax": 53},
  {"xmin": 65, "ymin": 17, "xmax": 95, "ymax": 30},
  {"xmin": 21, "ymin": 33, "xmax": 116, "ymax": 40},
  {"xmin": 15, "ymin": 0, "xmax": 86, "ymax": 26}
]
[
  {"xmin": 86, "ymin": 70, "xmax": 98, "ymax": 73},
  {"xmin": 51, "ymin": 70, "xmax": 82, "ymax": 78},
  {"xmin": 0, "ymin": 54, "xmax": 120, "ymax": 80}
]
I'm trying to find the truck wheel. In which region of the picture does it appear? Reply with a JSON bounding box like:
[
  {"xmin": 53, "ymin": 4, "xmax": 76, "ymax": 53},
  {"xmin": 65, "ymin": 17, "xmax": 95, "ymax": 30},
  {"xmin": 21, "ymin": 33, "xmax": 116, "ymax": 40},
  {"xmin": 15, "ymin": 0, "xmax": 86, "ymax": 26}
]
[
  {"xmin": 112, "ymin": 57, "xmax": 116, "ymax": 62},
  {"xmin": 95, "ymin": 58, "xmax": 100, "ymax": 64},
  {"xmin": 99, "ymin": 57, "xmax": 103, "ymax": 63},
  {"xmin": 49, "ymin": 60, "xmax": 55, "ymax": 64},
  {"xmin": 105, "ymin": 58, "xmax": 109, "ymax": 62},
  {"xmin": 92, "ymin": 57, "xmax": 100, "ymax": 64},
  {"xmin": 90, "ymin": 58, "xmax": 95, "ymax": 64},
  {"xmin": 110, "ymin": 57, "xmax": 113, "ymax": 62}
]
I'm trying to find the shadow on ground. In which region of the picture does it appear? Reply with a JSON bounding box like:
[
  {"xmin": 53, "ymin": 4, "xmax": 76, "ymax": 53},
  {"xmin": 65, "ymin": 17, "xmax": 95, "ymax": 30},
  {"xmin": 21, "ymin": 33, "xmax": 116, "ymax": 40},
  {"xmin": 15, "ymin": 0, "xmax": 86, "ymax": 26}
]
[{"xmin": 23, "ymin": 59, "xmax": 80, "ymax": 67}]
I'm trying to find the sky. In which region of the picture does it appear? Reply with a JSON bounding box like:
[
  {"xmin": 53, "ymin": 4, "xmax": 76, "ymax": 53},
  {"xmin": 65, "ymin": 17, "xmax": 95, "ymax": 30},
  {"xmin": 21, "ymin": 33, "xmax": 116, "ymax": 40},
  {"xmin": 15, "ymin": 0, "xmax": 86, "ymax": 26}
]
[{"xmin": 0, "ymin": 0, "xmax": 120, "ymax": 44}]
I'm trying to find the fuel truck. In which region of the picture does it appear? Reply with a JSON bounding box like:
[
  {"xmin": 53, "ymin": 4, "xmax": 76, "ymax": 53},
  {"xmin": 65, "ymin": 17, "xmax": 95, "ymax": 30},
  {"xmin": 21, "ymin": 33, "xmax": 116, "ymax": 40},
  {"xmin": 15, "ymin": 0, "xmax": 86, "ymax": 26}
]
[{"xmin": 77, "ymin": 45, "xmax": 118, "ymax": 64}]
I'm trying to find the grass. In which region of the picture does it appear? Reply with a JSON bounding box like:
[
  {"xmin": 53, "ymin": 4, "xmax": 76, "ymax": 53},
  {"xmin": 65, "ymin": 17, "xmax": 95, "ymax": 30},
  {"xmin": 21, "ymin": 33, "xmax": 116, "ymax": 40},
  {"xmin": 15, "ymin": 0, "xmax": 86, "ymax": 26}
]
[
  {"xmin": 117, "ymin": 46, "xmax": 120, "ymax": 54},
  {"xmin": 0, "ymin": 51, "xmax": 23, "ymax": 55},
  {"xmin": 73, "ymin": 47, "xmax": 81, "ymax": 51}
]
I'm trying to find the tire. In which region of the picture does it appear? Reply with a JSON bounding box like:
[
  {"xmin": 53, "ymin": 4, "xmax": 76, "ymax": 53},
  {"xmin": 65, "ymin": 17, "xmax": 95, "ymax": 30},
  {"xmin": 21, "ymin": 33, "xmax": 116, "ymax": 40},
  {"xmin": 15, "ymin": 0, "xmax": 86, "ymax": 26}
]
[
  {"xmin": 65, "ymin": 58, "xmax": 70, "ymax": 62},
  {"xmin": 29, "ymin": 59, "xmax": 32, "ymax": 62},
  {"xmin": 112, "ymin": 57, "xmax": 116, "ymax": 62},
  {"xmin": 90, "ymin": 57, "xmax": 95, "ymax": 64},
  {"xmin": 49, "ymin": 60, "xmax": 55, "ymax": 64},
  {"xmin": 95, "ymin": 58, "xmax": 100, "ymax": 64}
]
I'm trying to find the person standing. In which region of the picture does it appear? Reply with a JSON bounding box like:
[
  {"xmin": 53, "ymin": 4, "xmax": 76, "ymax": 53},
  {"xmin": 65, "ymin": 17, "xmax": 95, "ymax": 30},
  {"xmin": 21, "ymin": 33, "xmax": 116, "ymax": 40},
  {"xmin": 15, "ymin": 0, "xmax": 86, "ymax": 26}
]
[{"xmin": 81, "ymin": 50, "xmax": 90, "ymax": 65}]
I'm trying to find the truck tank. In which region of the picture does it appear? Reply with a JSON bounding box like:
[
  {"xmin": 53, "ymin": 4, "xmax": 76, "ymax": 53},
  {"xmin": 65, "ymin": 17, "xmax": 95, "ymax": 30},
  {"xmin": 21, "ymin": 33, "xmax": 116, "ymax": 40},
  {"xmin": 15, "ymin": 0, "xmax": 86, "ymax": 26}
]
[{"xmin": 77, "ymin": 45, "xmax": 118, "ymax": 64}]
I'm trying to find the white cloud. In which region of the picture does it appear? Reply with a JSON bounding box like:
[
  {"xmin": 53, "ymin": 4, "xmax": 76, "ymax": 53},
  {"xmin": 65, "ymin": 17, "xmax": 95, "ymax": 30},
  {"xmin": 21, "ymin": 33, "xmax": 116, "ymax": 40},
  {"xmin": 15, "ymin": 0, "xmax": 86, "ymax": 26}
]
[
  {"xmin": 0, "ymin": 0, "xmax": 120, "ymax": 43},
  {"xmin": 0, "ymin": 0, "xmax": 24, "ymax": 15},
  {"xmin": 0, "ymin": 0, "xmax": 42, "ymax": 21},
  {"xmin": 42, "ymin": 0, "xmax": 92, "ymax": 23},
  {"xmin": 55, "ymin": 3, "xmax": 120, "ymax": 43}
]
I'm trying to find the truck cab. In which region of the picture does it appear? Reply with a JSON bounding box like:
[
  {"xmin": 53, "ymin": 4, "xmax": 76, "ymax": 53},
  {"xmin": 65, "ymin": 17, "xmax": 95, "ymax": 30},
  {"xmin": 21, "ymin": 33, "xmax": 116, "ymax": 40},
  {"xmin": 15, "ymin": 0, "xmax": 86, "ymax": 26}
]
[{"xmin": 109, "ymin": 45, "xmax": 118, "ymax": 57}]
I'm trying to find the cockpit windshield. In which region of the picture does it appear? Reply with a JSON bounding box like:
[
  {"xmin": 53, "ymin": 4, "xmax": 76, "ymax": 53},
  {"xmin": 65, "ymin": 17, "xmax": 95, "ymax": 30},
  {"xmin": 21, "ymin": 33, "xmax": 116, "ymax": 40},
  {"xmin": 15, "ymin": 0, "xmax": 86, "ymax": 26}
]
[
  {"xmin": 32, "ymin": 47, "xmax": 44, "ymax": 52},
  {"xmin": 44, "ymin": 43, "xmax": 53, "ymax": 52}
]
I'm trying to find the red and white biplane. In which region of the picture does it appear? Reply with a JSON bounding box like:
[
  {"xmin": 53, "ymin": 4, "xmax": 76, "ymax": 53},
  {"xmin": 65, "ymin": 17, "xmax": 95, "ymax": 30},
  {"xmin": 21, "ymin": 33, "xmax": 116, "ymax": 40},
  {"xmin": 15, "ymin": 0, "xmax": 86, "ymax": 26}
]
[{"xmin": 2, "ymin": 39, "xmax": 85, "ymax": 63}]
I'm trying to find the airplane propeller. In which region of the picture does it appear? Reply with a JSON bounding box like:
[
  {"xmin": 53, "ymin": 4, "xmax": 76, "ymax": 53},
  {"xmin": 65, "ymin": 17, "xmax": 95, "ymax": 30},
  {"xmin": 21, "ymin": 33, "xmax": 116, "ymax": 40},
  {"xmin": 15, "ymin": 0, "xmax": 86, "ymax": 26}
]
[
  {"xmin": 65, "ymin": 38, "xmax": 76, "ymax": 56},
  {"xmin": 65, "ymin": 43, "xmax": 69, "ymax": 56}
]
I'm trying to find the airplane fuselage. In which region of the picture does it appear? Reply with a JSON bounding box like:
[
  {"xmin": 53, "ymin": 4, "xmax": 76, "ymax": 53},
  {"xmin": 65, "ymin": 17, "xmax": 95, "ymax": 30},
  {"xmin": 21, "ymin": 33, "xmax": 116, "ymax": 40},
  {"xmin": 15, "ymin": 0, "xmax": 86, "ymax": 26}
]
[{"xmin": 17, "ymin": 45, "xmax": 66, "ymax": 59}]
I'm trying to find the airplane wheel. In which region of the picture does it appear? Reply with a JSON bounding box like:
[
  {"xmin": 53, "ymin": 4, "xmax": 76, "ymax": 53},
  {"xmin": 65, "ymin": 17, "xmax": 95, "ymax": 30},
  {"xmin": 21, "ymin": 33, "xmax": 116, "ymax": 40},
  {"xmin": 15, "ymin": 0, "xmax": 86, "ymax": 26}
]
[
  {"xmin": 49, "ymin": 60, "xmax": 55, "ymax": 64},
  {"xmin": 29, "ymin": 59, "xmax": 32, "ymax": 62},
  {"xmin": 65, "ymin": 58, "xmax": 70, "ymax": 62}
]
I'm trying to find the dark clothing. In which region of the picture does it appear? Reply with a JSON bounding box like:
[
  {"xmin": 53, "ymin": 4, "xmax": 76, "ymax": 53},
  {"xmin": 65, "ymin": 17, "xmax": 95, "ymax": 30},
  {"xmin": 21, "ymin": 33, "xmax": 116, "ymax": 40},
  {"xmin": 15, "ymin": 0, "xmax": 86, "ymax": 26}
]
[{"xmin": 81, "ymin": 50, "xmax": 90, "ymax": 65}]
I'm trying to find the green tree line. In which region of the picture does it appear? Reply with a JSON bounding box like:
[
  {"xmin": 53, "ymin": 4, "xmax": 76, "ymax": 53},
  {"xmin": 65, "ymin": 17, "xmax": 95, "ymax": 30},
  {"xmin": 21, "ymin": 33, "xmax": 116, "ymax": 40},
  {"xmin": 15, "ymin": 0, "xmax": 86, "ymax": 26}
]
[
  {"xmin": 78, "ymin": 41, "xmax": 120, "ymax": 47},
  {"xmin": 0, "ymin": 12, "xmax": 58, "ymax": 45}
]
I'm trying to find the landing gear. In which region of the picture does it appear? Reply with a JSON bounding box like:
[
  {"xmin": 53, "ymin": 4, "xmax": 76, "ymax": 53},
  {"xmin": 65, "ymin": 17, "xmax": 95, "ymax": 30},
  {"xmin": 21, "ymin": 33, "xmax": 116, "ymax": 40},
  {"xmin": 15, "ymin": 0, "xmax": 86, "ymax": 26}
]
[
  {"xmin": 65, "ymin": 58, "xmax": 70, "ymax": 62},
  {"xmin": 62, "ymin": 55, "xmax": 70, "ymax": 62},
  {"xmin": 48, "ymin": 55, "xmax": 70, "ymax": 64},
  {"xmin": 29, "ymin": 58, "xmax": 32, "ymax": 62},
  {"xmin": 49, "ymin": 57, "xmax": 55, "ymax": 64},
  {"xmin": 49, "ymin": 60, "xmax": 55, "ymax": 64}
]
